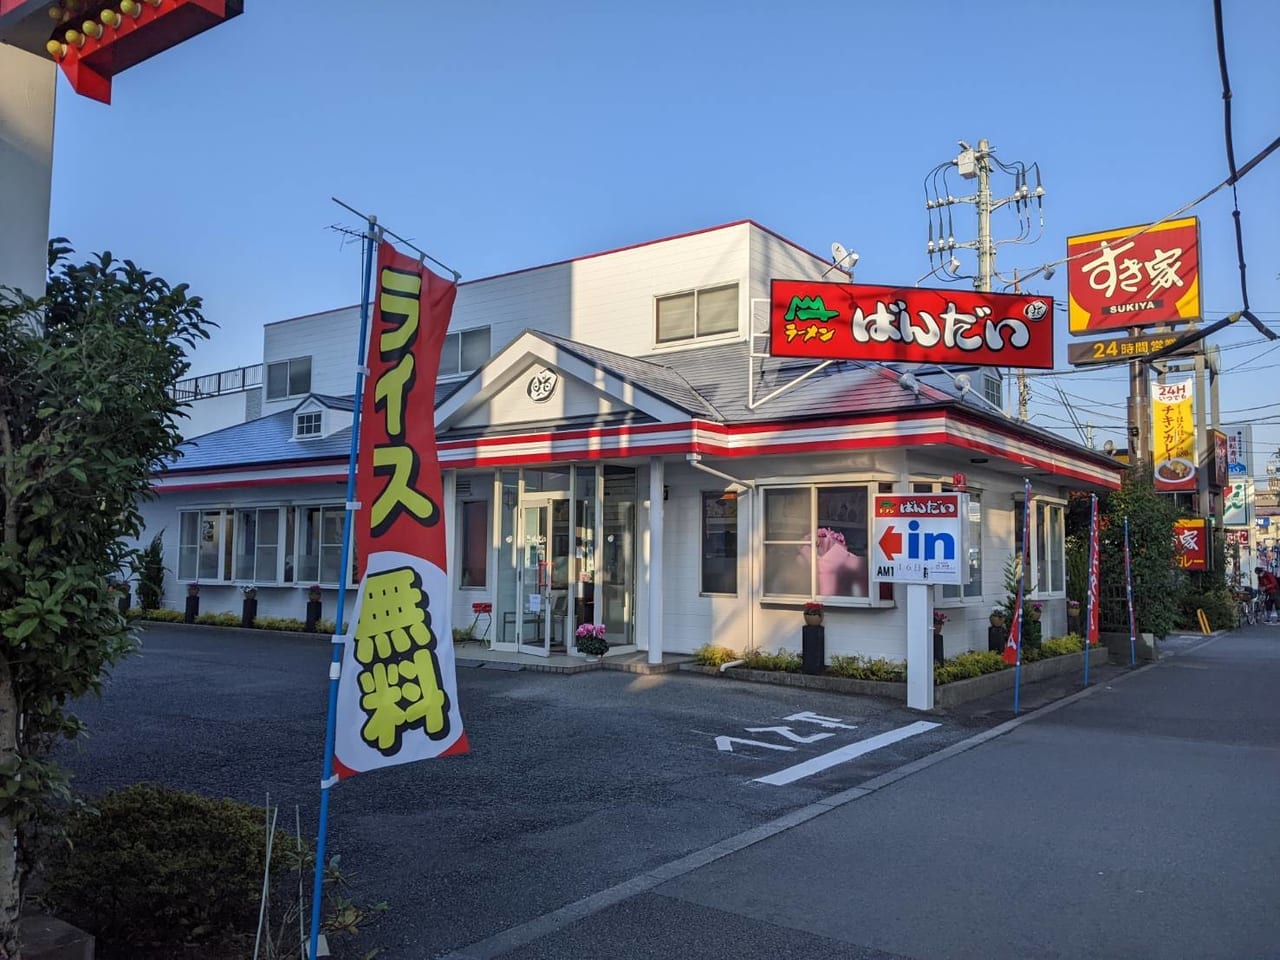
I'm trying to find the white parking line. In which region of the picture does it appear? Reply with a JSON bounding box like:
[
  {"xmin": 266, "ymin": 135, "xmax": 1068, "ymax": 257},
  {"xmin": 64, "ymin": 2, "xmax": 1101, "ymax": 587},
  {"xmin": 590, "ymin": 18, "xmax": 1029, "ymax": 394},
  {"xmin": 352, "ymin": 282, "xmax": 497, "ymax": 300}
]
[{"xmin": 752, "ymin": 720, "xmax": 942, "ymax": 786}]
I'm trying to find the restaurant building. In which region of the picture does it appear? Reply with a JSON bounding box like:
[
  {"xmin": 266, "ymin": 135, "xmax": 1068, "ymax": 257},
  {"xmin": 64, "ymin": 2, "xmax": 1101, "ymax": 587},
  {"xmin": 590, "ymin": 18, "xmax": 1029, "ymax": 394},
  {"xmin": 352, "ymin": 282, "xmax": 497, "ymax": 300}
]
[{"xmin": 143, "ymin": 220, "xmax": 1124, "ymax": 663}]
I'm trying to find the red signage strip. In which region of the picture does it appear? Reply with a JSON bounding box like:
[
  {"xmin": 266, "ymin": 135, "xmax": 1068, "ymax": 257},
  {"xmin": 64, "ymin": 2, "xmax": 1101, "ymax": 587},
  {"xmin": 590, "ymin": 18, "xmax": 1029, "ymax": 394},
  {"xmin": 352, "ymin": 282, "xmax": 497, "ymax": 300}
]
[
  {"xmin": 770, "ymin": 281, "xmax": 1054, "ymax": 369},
  {"xmin": 1066, "ymin": 217, "xmax": 1201, "ymax": 336}
]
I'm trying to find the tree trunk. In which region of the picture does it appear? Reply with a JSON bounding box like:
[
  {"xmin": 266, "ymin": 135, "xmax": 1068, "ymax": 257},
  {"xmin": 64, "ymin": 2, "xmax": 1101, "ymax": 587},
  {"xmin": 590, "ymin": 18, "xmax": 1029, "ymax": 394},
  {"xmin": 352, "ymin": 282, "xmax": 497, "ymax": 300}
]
[{"xmin": 0, "ymin": 656, "xmax": 21, "ymax": 959}]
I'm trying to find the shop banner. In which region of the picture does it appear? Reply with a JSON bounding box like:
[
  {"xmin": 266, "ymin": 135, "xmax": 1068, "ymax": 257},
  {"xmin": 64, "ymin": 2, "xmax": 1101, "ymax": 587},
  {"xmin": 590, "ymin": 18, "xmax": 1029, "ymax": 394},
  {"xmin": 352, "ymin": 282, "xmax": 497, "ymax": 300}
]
[
  {"xmin": 1224, "ymin": 423, "xmax": 1252, "ymax": 479},
  {"xmin": 1173, "ymin": 518, "xmax": 1208, "ymax": 571},
  {"xmin": 1224, "ymin": 480, "xmax": 1252, "ymax": 527},
  {"xmin": 333, "ymin": 241, "xmax": 468, "ymax": 778},
  {"xmin": 1086, "ymin": 495, "xmax": 1100, "ymax": 647},
  {"xmin": 1152, "ymin": 380, "xmax": 1196, "ymax": 492},
  {"xmin": 1003, "ymin": 480, "xmax": 1033, "ymax": 666},
  {"xmin": 1066, "ymin": 217, "xmax": 1201, "ymax": 336},
  {"xmin": 770, "ymin": 280, "xmax": 1054, "ymax": 369}
]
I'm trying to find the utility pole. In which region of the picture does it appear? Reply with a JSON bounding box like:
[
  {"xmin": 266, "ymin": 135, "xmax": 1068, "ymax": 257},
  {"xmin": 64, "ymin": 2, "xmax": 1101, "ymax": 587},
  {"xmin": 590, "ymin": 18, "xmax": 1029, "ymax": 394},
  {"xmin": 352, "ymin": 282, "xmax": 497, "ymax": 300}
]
[
  {"xmin": 1012, "ymin": 268, "xmax": 1030, "ymax": 420},
  {"xmin": 926, "ymin": 138, "xmax": 1044, "ymax": 416},
  {"xmin": 975, "ymin": 137, "xmax": 993, "ymax": 294}
]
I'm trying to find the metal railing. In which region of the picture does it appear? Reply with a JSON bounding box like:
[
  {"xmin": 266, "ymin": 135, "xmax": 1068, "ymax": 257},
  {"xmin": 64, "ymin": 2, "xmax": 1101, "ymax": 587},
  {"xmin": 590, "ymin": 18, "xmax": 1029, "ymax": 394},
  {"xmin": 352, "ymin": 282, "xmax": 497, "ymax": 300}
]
[{"xmin": 170, "ymin": 364, "xmax": 262, "ymax": 401}]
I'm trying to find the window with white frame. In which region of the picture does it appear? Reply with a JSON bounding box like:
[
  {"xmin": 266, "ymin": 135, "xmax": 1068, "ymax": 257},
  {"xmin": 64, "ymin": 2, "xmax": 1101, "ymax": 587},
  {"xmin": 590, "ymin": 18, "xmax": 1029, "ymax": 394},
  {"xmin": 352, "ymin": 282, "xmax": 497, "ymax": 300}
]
[
  {"xmin": 233, "ymin": 508, "xmax": 281, "ymax": 582},
  {"xmin": 701, "ymin": 491, "xmax": 738, "ymax": 595},
  {"xmin": 458, "ymin": 501, "xmax": 488, "ymax": 588},
  {"xmin": 1015, "ymin": 497, "xmax": 1066, "ymax": 596},
  {"xmin": 440, "ymin": 327, "xmax": 491, "ymax": 378},
  {"xmin": 763, "ymin": 484, "xmax": 870, "ymax": 601},
  {"xmin": 266, "ymin": 356, "xmax": 312, "ymax": 400},
  {"xmin": 294, "ymin": 411, "xmax": 322, "ymax": 438},
  {"xmin": 297, "ymin": 505, "xmax": 346, "ymax": 586},
  {"xmin": 913, "ymin": 482, "xmax": 983, "ymax": 599},
  {"xmin": 178, "ymin": 509, "xmax": 233, "ymax": 581},
  {"xmin": 655, "ymin": 283, "xmax": 739, "ymax": 344}
]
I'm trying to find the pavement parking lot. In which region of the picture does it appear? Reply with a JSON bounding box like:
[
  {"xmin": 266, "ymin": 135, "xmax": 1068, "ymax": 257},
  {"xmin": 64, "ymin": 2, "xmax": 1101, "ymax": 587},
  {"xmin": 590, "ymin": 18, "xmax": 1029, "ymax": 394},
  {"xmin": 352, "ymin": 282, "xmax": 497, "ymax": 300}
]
[{"xmin": 57, "ymin": 624, "xmax": 1007, "ymax": 958}]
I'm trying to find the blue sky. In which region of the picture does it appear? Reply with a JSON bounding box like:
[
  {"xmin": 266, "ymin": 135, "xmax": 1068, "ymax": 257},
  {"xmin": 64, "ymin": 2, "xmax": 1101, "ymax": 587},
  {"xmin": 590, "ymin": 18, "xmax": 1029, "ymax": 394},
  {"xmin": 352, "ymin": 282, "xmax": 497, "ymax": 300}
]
[{"xmin": 48, "ymin": 0, "xmax": 1279, "ymax": 479}]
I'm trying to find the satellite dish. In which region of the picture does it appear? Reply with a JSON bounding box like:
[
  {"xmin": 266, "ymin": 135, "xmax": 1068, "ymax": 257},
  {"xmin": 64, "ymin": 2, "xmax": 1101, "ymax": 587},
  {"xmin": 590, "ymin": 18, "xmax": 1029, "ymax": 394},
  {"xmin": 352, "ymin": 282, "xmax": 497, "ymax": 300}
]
[
  {"xmin": 831, "ymin": 242, "xmax": 849, "ymax": 264},
  {"xmin": 953, "ymin": 373, "xmax": 972, "ymax": 394}
]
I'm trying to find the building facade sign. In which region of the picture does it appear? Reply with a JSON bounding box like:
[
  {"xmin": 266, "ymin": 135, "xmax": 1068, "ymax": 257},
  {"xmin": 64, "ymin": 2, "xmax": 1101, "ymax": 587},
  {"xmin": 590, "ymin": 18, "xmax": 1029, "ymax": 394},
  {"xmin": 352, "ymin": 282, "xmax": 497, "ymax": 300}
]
[
  {"xmin": 1066, "ymin": 332, "xmax": 1193, "ymax": 366},
  {"xmin": 1223, "ymin": 423, "xmax": 1252, "ymax": 479},
  {"xmin": 1152, "ymin": 379, "xmax": 1196, "ymax": 492},
  {"xmin": 1066, "ymin": 217, "xmax": 1201, "ymax": 336},
  {"xmin": 770, "ymin": 280, "xmax": 1054, "ymax": 369},
  {"xmin": 870, "ymin": 493, "xmax": 966, "ymax": 584},
  {"xmin": 1173, "ymin": 518, "xmax": 1208, "ymax": 571},
  {"xmin": 1224, "ymin": 480, "xmax": 1252, "ymax": 527}
]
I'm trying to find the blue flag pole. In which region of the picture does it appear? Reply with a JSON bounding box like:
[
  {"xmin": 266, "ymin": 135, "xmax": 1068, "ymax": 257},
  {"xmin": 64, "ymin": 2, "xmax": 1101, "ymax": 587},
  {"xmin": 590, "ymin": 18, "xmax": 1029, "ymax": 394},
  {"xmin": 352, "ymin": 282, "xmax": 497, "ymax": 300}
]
[
  {"xmin": 1013, "ymin": 478, "xmax": 1031, "ymax": 716},
  {"xmin": 1084, "ymin": 493, "xmax": 1096, "ymax": 688},
  {"xmin": 1124, "ymin": 515, "xmax": 1136, "ymax": 667},
  {"xmin": 307, "ymin": 217, "xmax": 377, "ymax": 960}
]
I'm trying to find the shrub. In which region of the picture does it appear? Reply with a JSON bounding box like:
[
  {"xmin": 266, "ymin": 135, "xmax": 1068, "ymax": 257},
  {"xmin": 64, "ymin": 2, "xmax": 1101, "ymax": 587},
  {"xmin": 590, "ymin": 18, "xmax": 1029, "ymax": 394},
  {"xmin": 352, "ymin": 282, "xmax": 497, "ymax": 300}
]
[
  {"xmin": 741, "ymin": 648, "xmax": 802, "ymax": 672},
  {"xmin": 693, "ymin": 644, "xmax": 740, "ymax": 667},
  {"xmin": 195, "ymin": 611, "xmax": 241, "ymax": 627},
  {"xmin": 934, "ymin": 650, "xmax": 1008, "ymax": 685},
  {"xmin": 828, "ymin": 655, "xmax": 906, "ymax": 682},
  {"xmin": 1178, "ymin": 587, "xmax": 1238, "ymax": 631},
  {"xmin": 137, "ymin": 607, "xmax": 184, "ymax": 623},
  {"xmin": 1041, "ymin": 635, "xmax": 1086, "ymax": 658},
  {"xmin": 43, "ymin": 785, "xmax": 267, "ymax": 949},
  {"xmin": 255, "ymin": 616, "xmax": 310, "ymax": 632},
  {"xmin": 137, "ymin": 532, "xmax": 165, "ymax": 611}
]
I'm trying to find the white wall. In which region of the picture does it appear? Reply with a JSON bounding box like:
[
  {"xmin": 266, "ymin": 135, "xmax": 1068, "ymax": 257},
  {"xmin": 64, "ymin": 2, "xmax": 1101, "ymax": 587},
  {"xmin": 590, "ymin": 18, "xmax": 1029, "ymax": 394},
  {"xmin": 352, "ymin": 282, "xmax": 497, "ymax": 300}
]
[
  {"xmin": 257, "ymin": 223, "xmax": 773, "ymax": 418},
  {"xmin": 134, "ymin": 483, "xmax": 354, "ymax": 622},
  {"xmin": 638, "ymin": 452, "xmax": 1070, "ymax": 662},
  {"xmin": 0, "ymin": 46, "xmax": 54, "ymax": 301}
]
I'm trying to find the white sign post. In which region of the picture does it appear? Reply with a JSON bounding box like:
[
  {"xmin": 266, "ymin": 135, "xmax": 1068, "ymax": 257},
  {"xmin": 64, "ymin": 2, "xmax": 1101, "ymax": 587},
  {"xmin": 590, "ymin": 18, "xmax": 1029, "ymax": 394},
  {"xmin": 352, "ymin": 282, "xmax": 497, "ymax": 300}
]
[{"xmin": 871, "ymin": 493, "xmax": 968, "ymax": 712}]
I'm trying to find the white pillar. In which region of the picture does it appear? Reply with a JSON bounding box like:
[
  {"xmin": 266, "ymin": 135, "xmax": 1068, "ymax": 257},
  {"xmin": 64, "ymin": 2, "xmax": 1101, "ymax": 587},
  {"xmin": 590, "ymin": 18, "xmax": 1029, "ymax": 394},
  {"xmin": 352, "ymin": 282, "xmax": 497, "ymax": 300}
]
[
  {"xmin": 0, "ymin": 46, "xmax": 55, "ymax": 301},
  {"xmin": 905, "ymin": 582, "xmax": 934, "ymax": 711},
  {"xmin": 442, "ymin": 470, "xmax": 457, "ymax": 595},
  {"xmin": 647, "ymin": 457, "xmax": 664, "ymax": 664}
]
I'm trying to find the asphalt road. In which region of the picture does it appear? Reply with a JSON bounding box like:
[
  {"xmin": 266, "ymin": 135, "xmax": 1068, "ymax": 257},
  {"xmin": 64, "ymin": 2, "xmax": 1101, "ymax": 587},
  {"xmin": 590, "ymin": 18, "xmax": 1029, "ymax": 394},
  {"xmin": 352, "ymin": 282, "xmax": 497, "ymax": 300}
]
[
  {"xmin": 58, "ymin": 625, "xmax": 1001, "ymax": 958},
  {"xmin": 61, "ymin": 625, "xmax": 1275, "ymax": 959}
]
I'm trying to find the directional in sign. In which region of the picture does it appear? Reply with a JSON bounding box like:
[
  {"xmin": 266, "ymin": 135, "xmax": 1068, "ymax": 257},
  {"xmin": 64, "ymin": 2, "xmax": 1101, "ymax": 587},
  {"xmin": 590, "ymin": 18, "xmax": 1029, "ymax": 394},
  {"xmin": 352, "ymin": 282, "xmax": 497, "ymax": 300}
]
[{"xmin": 878, "ymin": 526, "xmax": 903, "ymax": 560}]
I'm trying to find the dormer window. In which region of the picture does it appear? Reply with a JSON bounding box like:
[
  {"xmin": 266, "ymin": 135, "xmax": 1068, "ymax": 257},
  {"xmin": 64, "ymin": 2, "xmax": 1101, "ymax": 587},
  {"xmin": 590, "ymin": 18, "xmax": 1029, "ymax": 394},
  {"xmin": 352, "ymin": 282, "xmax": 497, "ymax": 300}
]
[{"xmin": 295, "ymin": 411, "xmax": 323, "ymax": 439}]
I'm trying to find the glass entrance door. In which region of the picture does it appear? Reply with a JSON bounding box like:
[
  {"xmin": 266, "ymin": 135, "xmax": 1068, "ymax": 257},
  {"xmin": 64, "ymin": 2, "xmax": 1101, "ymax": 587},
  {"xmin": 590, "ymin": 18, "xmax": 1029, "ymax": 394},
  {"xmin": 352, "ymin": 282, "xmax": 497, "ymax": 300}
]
[
  {"xmin": 518, "ymin": 501, "xmax": 553, "ymax": 657},
  {"xmin": 518, "ymin": 495, "xmax": 572, "ymax": 656}
]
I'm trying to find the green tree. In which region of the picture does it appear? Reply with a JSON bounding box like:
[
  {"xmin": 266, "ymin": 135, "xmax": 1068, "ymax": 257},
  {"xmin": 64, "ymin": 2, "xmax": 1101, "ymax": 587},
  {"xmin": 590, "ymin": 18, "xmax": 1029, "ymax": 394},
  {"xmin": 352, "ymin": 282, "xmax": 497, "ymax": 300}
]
[
  {"xmin": 0, "ymin": 244, "xmax": 209, "ymax": 956},
  {"xmin": 1101, "ymin": 467, "xmax": 1180, "ymax": 639}
]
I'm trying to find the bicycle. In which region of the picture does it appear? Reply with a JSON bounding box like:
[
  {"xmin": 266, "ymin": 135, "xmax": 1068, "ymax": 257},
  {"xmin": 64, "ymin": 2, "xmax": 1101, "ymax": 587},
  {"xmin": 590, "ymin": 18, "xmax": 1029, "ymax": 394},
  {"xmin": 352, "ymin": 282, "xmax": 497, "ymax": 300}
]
[{"xmin": 1233, "ymin": 589, "xmax": 1258, "ymax": 626}]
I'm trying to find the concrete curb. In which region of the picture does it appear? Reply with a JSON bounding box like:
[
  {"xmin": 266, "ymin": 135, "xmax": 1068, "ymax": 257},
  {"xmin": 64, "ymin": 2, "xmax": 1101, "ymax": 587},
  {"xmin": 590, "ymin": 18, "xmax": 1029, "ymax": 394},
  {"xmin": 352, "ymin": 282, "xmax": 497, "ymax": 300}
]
[{"xmin": 133, "ymin": 620, "xmax": 328, "ymax": 643}]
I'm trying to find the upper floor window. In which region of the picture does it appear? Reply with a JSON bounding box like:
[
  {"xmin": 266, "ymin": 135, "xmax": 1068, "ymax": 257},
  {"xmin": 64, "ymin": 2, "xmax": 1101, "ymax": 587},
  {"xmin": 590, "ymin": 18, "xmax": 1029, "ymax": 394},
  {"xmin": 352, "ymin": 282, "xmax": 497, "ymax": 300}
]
[
  {"xmin": 655, "ymin": 283, "xmax": 738, "ymax": 344},
  {"xmin": 266, "ymin": 356, "xmax": 312, "ymax": 400},
  {"xmin": 982, "ymin": 373, "xmax": 1002, "ymax": 409},
  {"xmin": 441, "ymin": 327, "xmax": 491, "ymax": 378},
  {"xmin": 294, "ymin": 411, "xmax": 322, "ymax": 439}
]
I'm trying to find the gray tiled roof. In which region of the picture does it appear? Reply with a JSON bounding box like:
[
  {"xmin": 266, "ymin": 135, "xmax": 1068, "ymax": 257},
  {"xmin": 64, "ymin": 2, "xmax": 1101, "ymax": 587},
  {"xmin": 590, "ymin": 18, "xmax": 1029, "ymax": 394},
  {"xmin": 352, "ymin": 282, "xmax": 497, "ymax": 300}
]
[
  {"xmin": 174, "ymin": 408, "xmax": 351, "ymax": 471},
  {"xmin": 541, "ymin": 334, "xmax": 723, "ymax": 420}
]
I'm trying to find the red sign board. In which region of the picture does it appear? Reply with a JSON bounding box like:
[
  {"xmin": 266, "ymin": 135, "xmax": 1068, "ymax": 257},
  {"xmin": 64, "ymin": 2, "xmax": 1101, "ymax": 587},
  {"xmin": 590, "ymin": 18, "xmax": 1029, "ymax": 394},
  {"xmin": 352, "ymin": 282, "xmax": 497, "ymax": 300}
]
[
  {"xmin": 1066, "ymin": 217, "xmax": 1201, "ymax": 336},
  {"xmin": 1211, "ymin": 431, "xmax": 1228, "ymax": 492},
  {"xmin": 770, "ymin": 281, "xmax": 1054, "ymax": 369},
  {"xmin": 1173, "ymin": 518, "xmax": 1208, "ymax": 571}
]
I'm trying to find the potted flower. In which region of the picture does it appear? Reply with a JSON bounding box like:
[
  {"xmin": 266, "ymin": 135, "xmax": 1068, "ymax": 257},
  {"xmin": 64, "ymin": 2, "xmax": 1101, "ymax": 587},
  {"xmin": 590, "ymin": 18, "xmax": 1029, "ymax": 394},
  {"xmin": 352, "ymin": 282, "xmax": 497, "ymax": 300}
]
[
  {"xmin": 305, "ymin": 585, "xmax": 323, "ymax": 633},
  {"xmin": 989, "ymin": 608, "xmax": 1006, "ymax": 627},
  {"xmin": 803, "ymin": 601, "xmax": 824, "ymax": 627},
  {"xmin": 240, "ymin": 584, "xmax": 259, "ymax": 628},
  {"xmin": 933, "ymin": 610, "xmax": 948, "ymax": 663},
  {"xmin": 1031, "ymin": 601, "xmax": 1043, "ymax": 622},
  {"xmin": 575, "ymin": 623, "xmax": 608, "ymax": 658},
  {"xmin": 184, "ymin": 582, "xmax": 200, "ymax": 623}
]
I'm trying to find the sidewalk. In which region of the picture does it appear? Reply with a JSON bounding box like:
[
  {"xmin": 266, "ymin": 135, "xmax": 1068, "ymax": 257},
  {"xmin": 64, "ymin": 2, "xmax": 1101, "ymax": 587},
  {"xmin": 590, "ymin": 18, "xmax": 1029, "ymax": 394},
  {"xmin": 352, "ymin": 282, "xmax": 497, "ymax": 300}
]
[{"xmin": 443, "ymin": 628, "xmax": 1280, "ymax": 960}]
